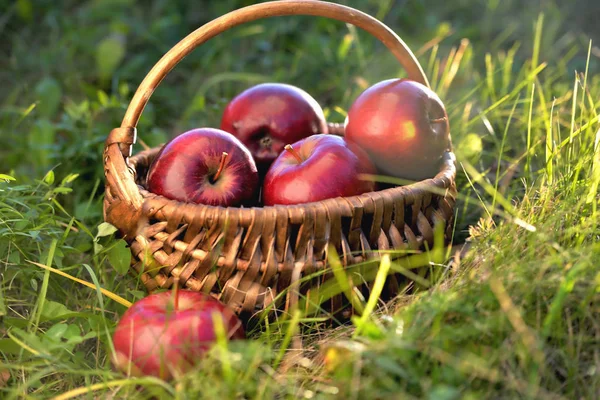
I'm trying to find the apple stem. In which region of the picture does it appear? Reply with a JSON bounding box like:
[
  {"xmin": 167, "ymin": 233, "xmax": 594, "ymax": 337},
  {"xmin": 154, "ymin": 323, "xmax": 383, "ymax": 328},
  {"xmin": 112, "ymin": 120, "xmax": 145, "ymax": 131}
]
[
  {"xmin": 172, "ymin": 276, "xmax": 180, "ymax": 311},
  {"xmin": 213, "ymin": 152, "xmax": 229, "ymax": 182},
  {"xmin": 284, "ymin": 144, "xmax": 303, "ymax": 163}
]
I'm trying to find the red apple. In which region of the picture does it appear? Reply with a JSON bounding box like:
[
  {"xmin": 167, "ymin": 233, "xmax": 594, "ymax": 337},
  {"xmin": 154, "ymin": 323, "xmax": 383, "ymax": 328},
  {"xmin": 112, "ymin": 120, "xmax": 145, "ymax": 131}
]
[
  {"xmin": 146, "ymin": 128, "xmax": 259, "ymax": 206},
  {"xmin": 220, "ymin": 83, "xmax": 328, "ymax": 170},
  {"xmin": 262, "ymin": 134, "xmax": 375, "ymax": 206},
  {"xmin": 345, "ymin": 79, "xmax": 451, "ymax": 181},
  {"xmin": 112, "ymin": 290, "xmax": 245, "ymax": 380}
]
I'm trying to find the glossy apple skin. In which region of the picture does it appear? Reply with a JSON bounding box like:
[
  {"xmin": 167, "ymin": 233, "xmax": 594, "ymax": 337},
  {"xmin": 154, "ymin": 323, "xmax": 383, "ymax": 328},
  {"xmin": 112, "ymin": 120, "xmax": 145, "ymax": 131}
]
[
  {"xmin": 220, "ymin": 83, "xmax": 328, "ymax": 171},
  {"xmin": 146, "ymin": 128, "xmax": 259, "ymax": 206},
  {"xmin": 262, "ymin": 134, "xmax": 375, "ymax": 206},
  {"xmin": 345, "ymin": 79, "xmax": 451, "ymax": 181},
  {"xmin": 112, "ymin": 290, "xmax": 245, "ymax": 380}
]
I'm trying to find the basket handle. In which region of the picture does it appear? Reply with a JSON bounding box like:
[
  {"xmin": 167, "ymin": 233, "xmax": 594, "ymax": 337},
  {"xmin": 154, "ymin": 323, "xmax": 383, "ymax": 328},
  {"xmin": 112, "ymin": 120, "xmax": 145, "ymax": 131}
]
[
  {"xmin": 121, "ymin": 0, "xmax": 427, "ymax": 130},
  {"xmin": 104, "ymin": 0, "xmax": 429, "ymax": 226}
]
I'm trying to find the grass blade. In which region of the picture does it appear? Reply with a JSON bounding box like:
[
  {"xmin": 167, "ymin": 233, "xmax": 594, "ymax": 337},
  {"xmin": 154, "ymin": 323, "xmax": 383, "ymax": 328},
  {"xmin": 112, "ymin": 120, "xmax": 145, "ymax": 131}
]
[
  {"xmin": 492, "ymin": 94, "xmax": 520, "ymax": 210},
  {"xmin": 353, "ymin": 254, "xmax": 392, "ymax": 337},
  {"xmin": 568, "ymin": 71, "xmax": 579, "ymax": 169},
  {"xmin": 30, "ymin": 239, "xmax": 58, "ymax": 333},
  {"xmin": 328, "ymin": 246, "xmax": 365, "ymax": 314},
  {"xmin": 272, "ymin": 309, "xmax": 301, "ymax": 370},
  {"xmin": 27, "ymin": 261, "xmax": 132, "ymax": 308},
  {"xmin": 526, "ymin": 84, "xmax": 535, "ymax": 177},
  {"xmin": 546, "ymin": 98, "xmax": 556, "ymax": 184},
  {"xmin": 51, "ymin": 378, "xmax": 175, "ymax": 400}
]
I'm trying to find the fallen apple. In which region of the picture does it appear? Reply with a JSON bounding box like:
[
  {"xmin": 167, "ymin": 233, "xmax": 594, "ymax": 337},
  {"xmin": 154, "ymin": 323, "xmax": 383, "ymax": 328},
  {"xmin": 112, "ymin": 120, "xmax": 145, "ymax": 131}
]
[
  {"xmin": 146, "ymin": 128, "xmax": 259, "ymax": 206},
  {"xmin": 112, "ymin": 290, "xmax": 245, "ymax": 380},
  {"xmin": 344, "ymin": 78, "xmax": 451, "ymax": 181},
  {"xmin": 262, "ymin": 134, "xmax": 375, "ymax": 206},
  {"xmin": 220, "ymin": 83, "xmax": 328, "ymax": 171}
]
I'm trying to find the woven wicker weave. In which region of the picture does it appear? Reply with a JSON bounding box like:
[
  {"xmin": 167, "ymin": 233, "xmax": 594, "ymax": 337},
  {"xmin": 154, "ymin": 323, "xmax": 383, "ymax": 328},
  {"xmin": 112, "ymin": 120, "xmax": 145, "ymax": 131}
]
[{"xmin": 103, "ymin": 0, "xmax": 457, "ymax": 317}]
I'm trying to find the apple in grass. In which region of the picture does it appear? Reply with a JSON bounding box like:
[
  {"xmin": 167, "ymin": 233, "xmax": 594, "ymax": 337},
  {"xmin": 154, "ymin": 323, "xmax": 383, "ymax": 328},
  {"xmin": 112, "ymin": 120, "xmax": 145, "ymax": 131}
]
[
  {"xmin": 146, "ymin": 128, "xmax": 259, "ymax": 207},
  {"xmin": 344, "ymin": 79, "xmax": 451, "ymax": 181},
  {"xmin": 262, "ymin": 134, "xmax": 376, "ymax": 206},
  {"xmin": 112, "ymin": 290, "xmax": 245, "ymax": 380},
  {"xmin": 220, "ymin": 83, "xmax": 328, "ymax": 172}
]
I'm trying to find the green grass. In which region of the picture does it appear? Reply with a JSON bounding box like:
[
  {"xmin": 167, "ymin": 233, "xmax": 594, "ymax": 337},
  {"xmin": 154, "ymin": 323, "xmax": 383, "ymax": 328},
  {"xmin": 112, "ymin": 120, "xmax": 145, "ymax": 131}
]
[{"xmin": 1, "ymin": 0, "xmax": 600, "ymax": 398}]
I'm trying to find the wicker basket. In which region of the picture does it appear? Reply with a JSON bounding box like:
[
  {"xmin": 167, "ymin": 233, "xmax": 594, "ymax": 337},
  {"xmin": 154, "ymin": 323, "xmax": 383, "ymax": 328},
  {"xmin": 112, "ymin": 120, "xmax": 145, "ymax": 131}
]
[{"xmin": 103, "ymin": 0, "xmax": 457, "ymax": 319}]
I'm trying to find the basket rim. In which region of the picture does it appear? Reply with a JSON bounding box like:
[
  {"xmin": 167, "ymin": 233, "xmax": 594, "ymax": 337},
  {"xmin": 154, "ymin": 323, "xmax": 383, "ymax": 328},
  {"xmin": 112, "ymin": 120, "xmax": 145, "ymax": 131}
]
[{"xmin": 128, "ymin": 145, "xmax": 456, "ymax": 215}]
